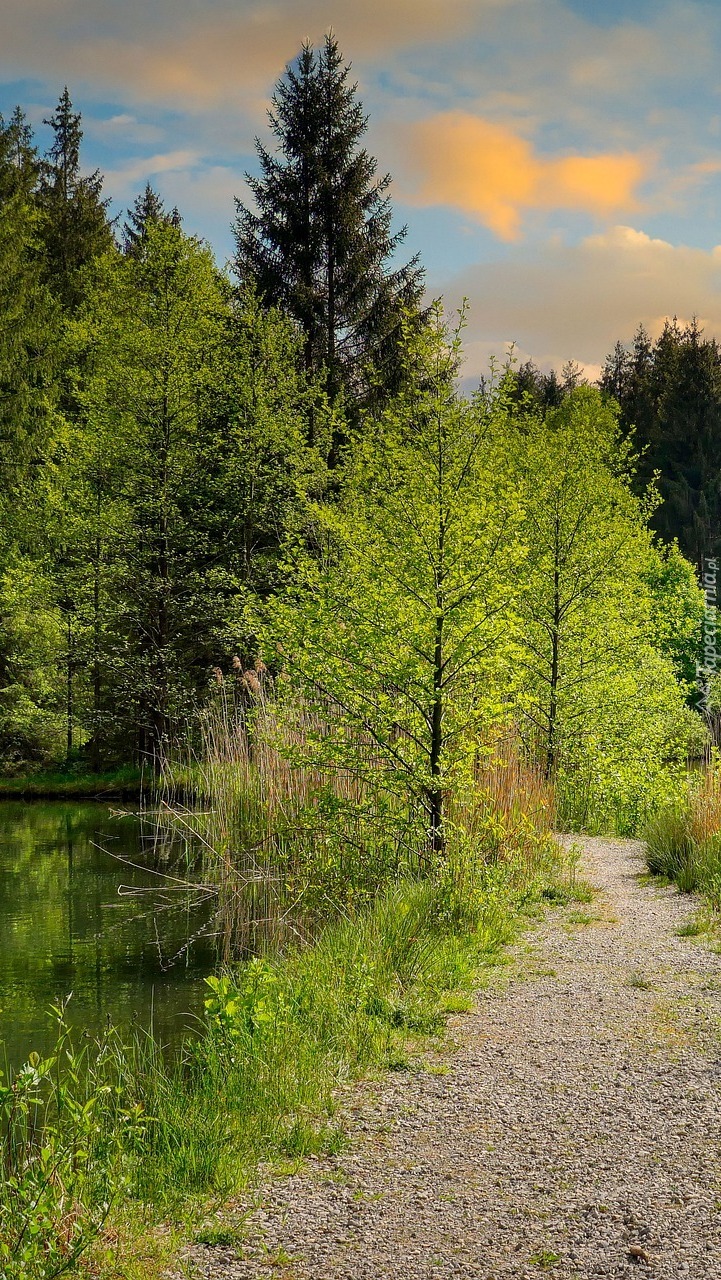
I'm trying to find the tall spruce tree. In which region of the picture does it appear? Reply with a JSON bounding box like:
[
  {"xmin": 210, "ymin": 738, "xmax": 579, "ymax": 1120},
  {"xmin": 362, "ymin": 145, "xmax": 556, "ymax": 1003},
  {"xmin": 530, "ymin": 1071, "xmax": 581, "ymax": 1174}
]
[
  {"xmin": 38, "ymin": 88, "xmax": 112, "ymax": 308},
  {"xmin": 0, "ymin": 116, "xmax": 59, "ymax": 494},
  {"xmin": 122, "ymin": 183, "xmax": 180, "ymax": 257},
  {"xmin": 0, "ymin": 108, "xmax": 39, "ymax": 204},
  {"xmin": 234, "ymin": 34, "xmax": 424, "ymax": 409}
]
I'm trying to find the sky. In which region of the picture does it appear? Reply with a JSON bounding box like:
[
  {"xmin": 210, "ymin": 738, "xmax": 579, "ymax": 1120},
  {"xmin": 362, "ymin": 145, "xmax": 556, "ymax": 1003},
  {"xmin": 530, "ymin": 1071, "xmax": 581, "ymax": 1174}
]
[{"xmin": 3, "ymin": 0, "xmax": 721, "ymax": 381}]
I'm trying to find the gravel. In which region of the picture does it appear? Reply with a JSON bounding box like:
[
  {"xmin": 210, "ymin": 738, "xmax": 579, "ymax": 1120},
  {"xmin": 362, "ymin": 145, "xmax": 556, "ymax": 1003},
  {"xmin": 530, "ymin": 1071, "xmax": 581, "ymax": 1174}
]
[{"xmin": 186, "ymin": 837, "xmax": 721, "ymax": 1279}]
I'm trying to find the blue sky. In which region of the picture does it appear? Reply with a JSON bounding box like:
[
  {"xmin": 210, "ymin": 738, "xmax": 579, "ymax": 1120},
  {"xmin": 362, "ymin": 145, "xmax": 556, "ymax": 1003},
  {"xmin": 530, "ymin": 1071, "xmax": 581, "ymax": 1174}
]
[{"xmin": 3, "ymin": 0, "xmax": 721, "ymax": 379}]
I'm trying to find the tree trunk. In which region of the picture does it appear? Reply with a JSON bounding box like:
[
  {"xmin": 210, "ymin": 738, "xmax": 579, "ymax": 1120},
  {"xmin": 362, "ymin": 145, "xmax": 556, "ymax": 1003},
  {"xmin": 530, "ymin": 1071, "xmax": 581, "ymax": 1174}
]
[
  {"xmin": 546, "ymin": 517, "xmax": 561, "ymax": 779},
  {"xmin": 428, "ymin": 607, "xmax": 445, "ymax": 858},
  {"xmin": 66, "ymin": 613, "xmax": 74, "ymax": 764},
  {"xmin": 92, "ymin": 524, "xmax": 101, "ymax": 771}
]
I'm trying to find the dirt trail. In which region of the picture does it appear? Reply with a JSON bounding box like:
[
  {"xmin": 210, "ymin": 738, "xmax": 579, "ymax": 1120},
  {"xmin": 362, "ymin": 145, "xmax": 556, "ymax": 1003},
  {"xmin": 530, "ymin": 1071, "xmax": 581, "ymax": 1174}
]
[{"xmin": 191, "ymin": 838, "xmax": 721, "ymax": 1279}]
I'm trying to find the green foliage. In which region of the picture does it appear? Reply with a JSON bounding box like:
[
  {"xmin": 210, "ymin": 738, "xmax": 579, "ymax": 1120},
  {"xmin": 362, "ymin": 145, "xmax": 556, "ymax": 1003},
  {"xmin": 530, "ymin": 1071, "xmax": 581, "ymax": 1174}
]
[
  {"xmin": 645, "ymin": 767, "xmax": 721, "ymax": 907},
  {"xmin": 0, "ymin": 1008, "xmax": 142, "ymax": 1280},
  {"xmin": 265, "ymin": 308, "xmax": 523, "ymax": 856},
  {"xmin": 0, "ymin": 552, "xmax": 66, "ymax": 764},
  {"xmin": 63, "ymin": 228, "xmax": 322, "ymax": 763},
  {"xmin": 601, "ymin": 319, "xmax": 721, "ymax": 565},
  {"xmin": 234, "ymin": 33, "xmax": 424, "ymax": 408},
  {"xmin": 508, "ymin": 385, "xmax": 703, "ymax": 834}
]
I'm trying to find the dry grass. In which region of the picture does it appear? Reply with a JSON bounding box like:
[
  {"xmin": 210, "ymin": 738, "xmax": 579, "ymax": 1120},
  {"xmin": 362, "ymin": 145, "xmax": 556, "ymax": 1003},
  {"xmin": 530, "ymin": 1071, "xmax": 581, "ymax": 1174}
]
[{"xmin": 687, "ymin": 764, "xmax": 721, "ymax": 846}]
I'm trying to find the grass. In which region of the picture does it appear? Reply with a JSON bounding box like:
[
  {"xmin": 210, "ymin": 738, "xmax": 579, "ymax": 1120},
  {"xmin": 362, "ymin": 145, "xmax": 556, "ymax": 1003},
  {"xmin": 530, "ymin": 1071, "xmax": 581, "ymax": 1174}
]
[
  {"xmin": 0, "ymin": 708, "xmax": 578, "ymax": 1279},
  {"xmin": 1, "ymin": 845, "xmax": 583, "ymax": 1280},
  {"xmin": 627, "ymin": 971, "xmax": 653, "ymax": 990},
  {"xmin": 675, "ymin": 911, "xmax": 714, "ymax": 937},
  {"xmin": 565, "ymin": 909, "xmax": 595, "ymax": 925},
  {"xmin": 0, "ymin": 763, "xmax": 142, "ymax": 799},
  {"xmin": 529, "ymin": 1249, "xmax": 561, "ymax": 1268},
  {"xmin": 644, "ymin": 766, "xmax": 721, "ymax": 911}
]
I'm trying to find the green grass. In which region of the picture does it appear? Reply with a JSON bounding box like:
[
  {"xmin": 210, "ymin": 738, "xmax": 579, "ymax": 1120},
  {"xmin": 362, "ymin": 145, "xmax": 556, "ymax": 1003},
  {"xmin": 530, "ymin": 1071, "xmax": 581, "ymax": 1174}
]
[
  {"xmin": 1, "ymin": 847, "xmax": 577, "ymax": 1280},
  {"xmin": 0, "ymin": 764, "xmax": 142, "ymax": 799},
  {"xmin": 565, "ymin": 909, "xmax": 595, "ymax": 925},
  {"xmin": 644, "ymin": 803, "xmax": 721, "ymax": 911},
  {"xmin": 675, "ymin": 911, "xmax": 713, "ymax": 937}
]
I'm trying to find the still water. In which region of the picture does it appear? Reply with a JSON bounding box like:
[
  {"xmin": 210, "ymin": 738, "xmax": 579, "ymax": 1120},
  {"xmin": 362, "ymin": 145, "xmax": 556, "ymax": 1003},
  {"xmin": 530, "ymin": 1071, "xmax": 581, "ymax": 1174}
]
[{"xmin": 0, "ymin": 802, "xmax": 216, "ymax": 1070}]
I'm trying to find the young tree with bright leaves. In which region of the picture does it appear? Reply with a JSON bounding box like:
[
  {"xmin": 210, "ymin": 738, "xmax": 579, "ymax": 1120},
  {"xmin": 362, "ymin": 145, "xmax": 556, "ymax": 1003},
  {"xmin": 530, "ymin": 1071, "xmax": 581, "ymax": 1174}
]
[
  {"xmin": 234, "ymin": 34, "xmax": 424, "ymax": 412},
  {"xmin": 264, "ymin": 308, "xmax": 523, "ymax": 860},
  {"xmin": 509, "ymin": 386, "xmax": 702, "ymax": 831}
]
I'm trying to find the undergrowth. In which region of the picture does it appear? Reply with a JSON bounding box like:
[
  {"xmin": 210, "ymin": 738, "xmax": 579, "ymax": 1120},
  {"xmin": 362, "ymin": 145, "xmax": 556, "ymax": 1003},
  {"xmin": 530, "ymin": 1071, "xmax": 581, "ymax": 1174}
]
[
  {"xmin": 644, "ymin": 764, "xmax": 721, "ymax": 910},
  {"xmin": 0, "ymin": 710, "xmax": 577, "ymax": 1279}
]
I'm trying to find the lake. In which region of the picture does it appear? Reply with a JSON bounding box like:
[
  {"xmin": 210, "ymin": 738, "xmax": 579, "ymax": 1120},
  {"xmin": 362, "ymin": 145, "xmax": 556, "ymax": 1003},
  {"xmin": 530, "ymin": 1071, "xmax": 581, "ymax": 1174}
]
[{"xmin": 0, "ymin": 801, "xmax": 217, "ymax": 1071}]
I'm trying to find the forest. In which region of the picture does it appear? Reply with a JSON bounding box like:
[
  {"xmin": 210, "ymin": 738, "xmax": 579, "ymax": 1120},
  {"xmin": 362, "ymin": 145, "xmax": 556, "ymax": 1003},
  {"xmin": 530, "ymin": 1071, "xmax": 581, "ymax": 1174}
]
[{"xmin": 2, "ymin": 32, "xmax": 721, "ymax": 1280}]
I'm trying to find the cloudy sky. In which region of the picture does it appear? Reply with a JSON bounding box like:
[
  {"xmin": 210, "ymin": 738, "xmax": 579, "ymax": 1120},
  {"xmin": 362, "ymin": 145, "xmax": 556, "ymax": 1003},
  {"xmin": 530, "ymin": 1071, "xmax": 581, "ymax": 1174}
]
[{"xmin": 3, "ymin": 0, "xmax": 721, "ymax": 379}]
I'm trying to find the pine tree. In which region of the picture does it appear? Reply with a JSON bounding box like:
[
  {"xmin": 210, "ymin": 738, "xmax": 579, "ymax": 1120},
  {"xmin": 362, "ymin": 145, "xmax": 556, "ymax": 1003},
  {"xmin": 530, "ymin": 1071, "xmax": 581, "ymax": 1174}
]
[
  {"xmin": 38, "ymin": 88, "xmax": 112, "ymax": 307},
  {"xmin": 122, "ymin": 183, "xmax": 181, "ymax": 256},
  {"xmin": 601, "ymin": 320, "xmax": 721, "ymax": 566},
  {"xmin": 0, "ymin": 108, "xmax": 39, "ymax": 205},
  {"xmin": 0, "ymin": 162, "xmax": 59, "ymax": 494},
  {"xmin": 234, "ymin": 35, "xmax": 424, "ymax": 408}
]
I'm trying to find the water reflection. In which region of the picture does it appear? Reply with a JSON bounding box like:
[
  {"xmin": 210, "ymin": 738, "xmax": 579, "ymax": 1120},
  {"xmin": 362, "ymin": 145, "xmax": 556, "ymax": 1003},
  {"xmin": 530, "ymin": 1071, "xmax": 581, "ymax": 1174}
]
[{"xmin": 0, "ymin": 802, "xmax": 216, "ymax": 1069}]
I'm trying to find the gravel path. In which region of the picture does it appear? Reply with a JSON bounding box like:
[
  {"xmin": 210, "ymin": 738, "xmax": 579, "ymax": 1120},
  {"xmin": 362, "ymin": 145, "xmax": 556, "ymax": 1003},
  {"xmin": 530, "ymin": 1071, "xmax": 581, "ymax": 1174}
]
[{"xmin": 189, "ymin": 837, "xmax": 721, "ymax": 1279}]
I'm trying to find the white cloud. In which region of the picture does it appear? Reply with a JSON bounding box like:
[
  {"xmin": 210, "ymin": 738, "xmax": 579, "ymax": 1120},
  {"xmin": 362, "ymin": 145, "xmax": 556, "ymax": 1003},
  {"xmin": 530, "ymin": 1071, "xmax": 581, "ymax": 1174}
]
[
  {"xmin": 440, "ymin": 225, "xmax": 721, "ymax": 377},
  {"xmin": 104, "ymin": 149, "xmax": 201, "ymax": 197}
]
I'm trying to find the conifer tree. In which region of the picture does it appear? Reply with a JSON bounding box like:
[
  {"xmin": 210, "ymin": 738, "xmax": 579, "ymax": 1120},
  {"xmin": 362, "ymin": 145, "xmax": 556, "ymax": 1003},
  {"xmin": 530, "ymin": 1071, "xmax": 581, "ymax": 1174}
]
[
  {"xmin": 0, "ymin": 137, "xmax": 59, "ymax": 494},
  {"xmin": 601, "ymin": 320, "xmax": 721, "ymax": 566},
  {"xmin": 0, "ymin": 108, "xmax": 39, "ymax": 204},
  {"xmin": 38, "ymin": 88, "xmax": 112, "ymax": 307},
  {"xmin": 234, "ymin": 34, "xmax": 424, "ymax": 407},
  {"xmin": 122, "ymin": 183, "xmax": 180, "ymax": 256}
]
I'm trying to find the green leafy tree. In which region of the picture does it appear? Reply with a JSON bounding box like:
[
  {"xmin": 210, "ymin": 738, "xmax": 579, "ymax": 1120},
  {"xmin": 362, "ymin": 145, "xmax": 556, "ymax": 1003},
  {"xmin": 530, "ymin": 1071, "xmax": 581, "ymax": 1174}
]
[
  {"xmin": 509, "ymin": 386, "xmax": 700, "ymax": 831},
  {"xmin": 234, "ymin": 34, "xmax": 424, "ymax": 409},
  {"xmin": 0, "ymin": 108, "xmax": 60, "ymax": 496},
  {"xmin": 70, "ymin": 227, "xmax": 229, "ymax": 758},
  {"xmin": 265, "ymin": 309, "xmax": 523, "ymax": 858},
  {"xmin": 70, "ymin": 228, "xmax": 322, "ymax": 763},
  {"xmin": 0, "ymin": 116, "xmax": 65, "ymax": 765}
]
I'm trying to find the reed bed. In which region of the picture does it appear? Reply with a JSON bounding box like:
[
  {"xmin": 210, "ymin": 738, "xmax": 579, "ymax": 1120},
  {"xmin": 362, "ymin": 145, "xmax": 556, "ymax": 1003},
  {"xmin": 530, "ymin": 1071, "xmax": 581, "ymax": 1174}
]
[{"xmin": 1, "ymin": 695, "xmax": 574, "ymax": 1280}]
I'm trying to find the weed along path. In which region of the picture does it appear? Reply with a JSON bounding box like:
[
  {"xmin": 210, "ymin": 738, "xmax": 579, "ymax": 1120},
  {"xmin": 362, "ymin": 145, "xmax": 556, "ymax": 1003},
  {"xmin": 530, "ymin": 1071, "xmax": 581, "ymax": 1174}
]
[{"xmin": 189, "ymin": 838, "xmax": 721, "ymax": 1280}]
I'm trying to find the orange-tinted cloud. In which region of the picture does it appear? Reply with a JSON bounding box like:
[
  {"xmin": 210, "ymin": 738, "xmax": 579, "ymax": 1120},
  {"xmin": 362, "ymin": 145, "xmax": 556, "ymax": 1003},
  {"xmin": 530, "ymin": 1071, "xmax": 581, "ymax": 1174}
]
[
  {"xmin": 402, "ymin": 112, "xmax": 648, "ymax": 239},
  {"xmin": 0, "ymin": 0, "xmax": 486, "ymax": 112}
]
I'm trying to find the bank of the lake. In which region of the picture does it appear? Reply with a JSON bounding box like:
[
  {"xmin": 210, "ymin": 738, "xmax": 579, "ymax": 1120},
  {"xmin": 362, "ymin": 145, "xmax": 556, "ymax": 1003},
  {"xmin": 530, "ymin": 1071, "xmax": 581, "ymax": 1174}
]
[{"xmin": 0, "ymin": 765, "xmax": 142, "ymax": 800}]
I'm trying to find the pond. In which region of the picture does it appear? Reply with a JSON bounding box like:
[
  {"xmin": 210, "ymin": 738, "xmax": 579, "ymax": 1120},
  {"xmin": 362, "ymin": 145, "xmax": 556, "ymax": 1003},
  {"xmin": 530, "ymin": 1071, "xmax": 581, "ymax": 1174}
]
[{"xmin": 0, "ymin": 801, "xmax": 217, "ymax": 1071}]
